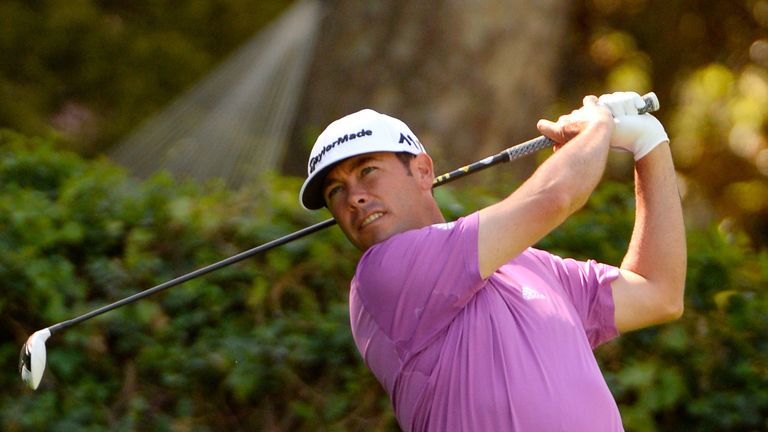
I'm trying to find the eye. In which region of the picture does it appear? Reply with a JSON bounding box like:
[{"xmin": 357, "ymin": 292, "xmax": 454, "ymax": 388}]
[
  {"xmin": 361, "ymin": 166, "xmax": 377, "ymax": 176},
  {"xmin": 325, "ymin": 184, "xmax": 342, "ymax": 201}
]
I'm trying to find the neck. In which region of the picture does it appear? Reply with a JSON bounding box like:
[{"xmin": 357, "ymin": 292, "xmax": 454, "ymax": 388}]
[{"xmin": 418, "ymin": 197, "xmax": 446, "ymax": 227}]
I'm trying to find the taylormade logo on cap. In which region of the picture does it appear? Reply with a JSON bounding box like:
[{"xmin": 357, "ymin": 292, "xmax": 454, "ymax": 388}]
[
  {"xmin": 299, "ymin": 109, "xmax": 426, "ymax": 210},
  {"xmin": 309, "ymin": 129, "xmax": 373, "ymax": 174}
]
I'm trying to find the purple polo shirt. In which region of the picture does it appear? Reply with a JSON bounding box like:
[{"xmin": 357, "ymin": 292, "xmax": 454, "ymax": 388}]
[{"xmin": 349, "ymin": 212, "xmax": 623, "ymax": 431}]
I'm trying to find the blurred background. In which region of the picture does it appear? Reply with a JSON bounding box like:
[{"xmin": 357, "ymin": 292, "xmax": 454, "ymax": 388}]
[{"xmin": 1, "ymin": 0, "xmax": 767, "ymax": 430}]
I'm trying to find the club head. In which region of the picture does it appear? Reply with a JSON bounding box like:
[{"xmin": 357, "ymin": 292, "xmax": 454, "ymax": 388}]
[{"xmin": 19, "ymin": 329, "xmax": 51, "ymax": 390}]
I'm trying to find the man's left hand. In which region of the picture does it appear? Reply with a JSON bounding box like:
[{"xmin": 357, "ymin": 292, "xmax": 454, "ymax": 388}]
[{"xmin": 598, "ymin": 91, "xmax": 669, "ymax": 160}]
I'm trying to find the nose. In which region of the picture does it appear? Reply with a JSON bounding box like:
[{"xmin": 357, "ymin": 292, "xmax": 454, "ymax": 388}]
[{"xmin": 346, "ymin": 183, "xmax": 369, "ymax": 209}]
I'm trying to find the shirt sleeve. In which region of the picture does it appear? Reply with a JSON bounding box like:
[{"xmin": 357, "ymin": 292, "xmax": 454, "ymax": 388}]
[
  {"xmin": 529, "ymin": 248, "xmax": 621, "ymax": 348},
  {"xmin": 352, "ymin": 213, "xmax": 485, "ymax": 353}
]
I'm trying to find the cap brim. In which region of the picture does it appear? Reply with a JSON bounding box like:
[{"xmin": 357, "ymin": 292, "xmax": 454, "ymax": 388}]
[{"xmin": 300, "ymin": 163, "xmax": 334, "ymax": 210}]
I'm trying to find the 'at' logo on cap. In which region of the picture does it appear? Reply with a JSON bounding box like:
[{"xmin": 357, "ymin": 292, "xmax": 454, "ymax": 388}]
[{"xmin": 399, "ymin": 133, "xmax": 424, "ymax": 152}]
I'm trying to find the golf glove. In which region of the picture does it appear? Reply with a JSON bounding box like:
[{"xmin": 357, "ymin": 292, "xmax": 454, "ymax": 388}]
[
  {"xmin": 598, "ymin": 91, "xmax": 646, "ymax": 117},
  {"xmin": 598, "ymin": 91, "xmax": 669, "ymax": 161}
]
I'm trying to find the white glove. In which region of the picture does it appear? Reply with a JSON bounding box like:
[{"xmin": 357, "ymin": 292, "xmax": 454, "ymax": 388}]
[
  {"xmin": 598, "ymin": 91, "xmax": 669, "ymax": 161},
  {"xmin": 611, "ymin": 114, "xmax": 669, "ymax": 160},
  {"xmin": 598, "ymin": 91, "xmax": 646, "ymax": 117}
]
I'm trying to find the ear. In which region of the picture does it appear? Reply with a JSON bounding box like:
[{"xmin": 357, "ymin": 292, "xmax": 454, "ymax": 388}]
[{"xmin": 412, "ymin": 153, "xmax": 435, "ymax": 191}]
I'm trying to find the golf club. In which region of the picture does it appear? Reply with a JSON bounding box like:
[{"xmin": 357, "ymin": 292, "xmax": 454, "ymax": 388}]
[{"xmin": 19, "ymin": 92, "xmax": 659, "ymax": 390}]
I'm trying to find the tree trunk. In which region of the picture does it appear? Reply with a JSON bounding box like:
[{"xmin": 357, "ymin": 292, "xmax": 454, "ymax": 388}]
[{"xmin": 287, "ymin": 0, "xmax": 571, "ymax": 176}]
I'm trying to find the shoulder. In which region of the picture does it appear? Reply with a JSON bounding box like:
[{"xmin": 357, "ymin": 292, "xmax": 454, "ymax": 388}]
[
  {"xmin": 517, "ymin": 248, "xmax": 620, "ymax": 309},
  {"xmin": 518, "ymin": 247, "xmax": 591, "ymax": 273},
  {"xmin": 524, "ymin": 248, "xmax": 618, "ymax": 281},
  {"xmin": 360, "ymin": 213, "xmax": 478, "ymax": 268},
  {"xmin": 353, "ymin": 213, "xmax": 480, "ymax": 291},
  {"xmin": 503, "ymin": 247, "xmax": 560, "ymax": 274},
  {"xmin": 351, "ymin": 213, "xmax": 486, "ymax": 344}
]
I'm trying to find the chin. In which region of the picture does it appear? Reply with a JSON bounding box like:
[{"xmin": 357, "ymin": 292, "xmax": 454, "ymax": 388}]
[{"xmin": 355, "ymin": 233, "xmax": 384, "ymax": 251}]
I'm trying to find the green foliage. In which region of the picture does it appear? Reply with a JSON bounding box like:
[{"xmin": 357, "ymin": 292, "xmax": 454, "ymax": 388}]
[
  {"xmin": 2, "ymin": 133, "xmax": 768, "ymax": 431},
  {"xmin": 0, "ymin": 132, "xmax": 389, "ymax": 431}
]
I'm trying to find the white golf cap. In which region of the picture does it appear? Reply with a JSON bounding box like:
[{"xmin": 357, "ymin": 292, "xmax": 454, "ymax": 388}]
[{"xmin": 300, "ymin": 109, "xmax": 426, "ymax": 210}]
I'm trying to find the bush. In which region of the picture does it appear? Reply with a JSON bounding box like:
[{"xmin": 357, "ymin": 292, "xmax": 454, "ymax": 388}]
[{"xmin": 1, "ymin": 131, "xmax": 766, "ymax": 431}]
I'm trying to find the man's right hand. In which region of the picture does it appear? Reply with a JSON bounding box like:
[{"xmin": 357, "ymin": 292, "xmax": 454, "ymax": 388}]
[{"xmin": 536, "ymin": 96, "xmax": 614, "ymax": 149}]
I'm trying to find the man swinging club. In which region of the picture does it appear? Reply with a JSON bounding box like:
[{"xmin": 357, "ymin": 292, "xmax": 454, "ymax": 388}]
[{"xmin": 299, "ymin": 92, "xmax": 686, "ymax": 431}]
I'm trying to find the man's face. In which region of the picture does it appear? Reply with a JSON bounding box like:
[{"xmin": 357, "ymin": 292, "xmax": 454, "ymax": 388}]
[{"xmin": 323, "ymin": 152, "xmax": 434, "ymax": 250}]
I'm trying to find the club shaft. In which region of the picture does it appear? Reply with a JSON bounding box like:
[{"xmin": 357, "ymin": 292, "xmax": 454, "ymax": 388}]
[
  {"xmin": 433, "ymin": 135, "xmax": 554, "ymax": 187},
  {"xmin": 47, "ymin": 92, "xmax": 660, "ymax": 334},
  {"xmin": 49, "ymin": 218, "xmax": 337, "ymax": 333}
]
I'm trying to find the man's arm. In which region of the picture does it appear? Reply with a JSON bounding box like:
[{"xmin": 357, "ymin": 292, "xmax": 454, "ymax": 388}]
[
  {"xmin": 611, "ymin": 142, "xmax": 687, "ymax": 332},
  {"xmin": 477, "ymin": 96, "xmax": 613, "ymax": 279}
]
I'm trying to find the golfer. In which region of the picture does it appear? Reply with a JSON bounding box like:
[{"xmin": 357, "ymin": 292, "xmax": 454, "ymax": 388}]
[{"xmin": 299, "ymin": 92, "xmax": 686, "ymax": 431}]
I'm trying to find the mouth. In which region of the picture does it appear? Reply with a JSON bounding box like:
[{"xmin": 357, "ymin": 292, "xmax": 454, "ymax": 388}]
[{"xmin": 360, "ymin": 211, "xmax": 384, "ymax": 229}]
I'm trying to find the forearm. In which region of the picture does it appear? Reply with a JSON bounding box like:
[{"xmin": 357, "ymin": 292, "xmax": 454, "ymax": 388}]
[
  {"xmin": 478, "ymin": 103, "xmax": 613, "ymax": 278},
  {"xmin": 621, "ymin": 143, "xmax": 687, "ymax": 308},
  {"xmin": 529, "ymin": 115, "xmax": 613, "ymax": 212}
]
